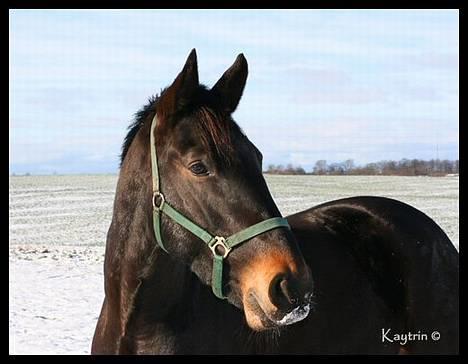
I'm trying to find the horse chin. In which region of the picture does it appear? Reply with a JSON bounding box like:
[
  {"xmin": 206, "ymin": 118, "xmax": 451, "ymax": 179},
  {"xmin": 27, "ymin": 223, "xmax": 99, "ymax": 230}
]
[{"xmin": 243, "ymin": 291, "xmax": 311, "ymax": 332}]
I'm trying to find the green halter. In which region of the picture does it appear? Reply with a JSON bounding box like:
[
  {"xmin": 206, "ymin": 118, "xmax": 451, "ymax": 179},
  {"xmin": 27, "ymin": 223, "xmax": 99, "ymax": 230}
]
[{"xmin": 150, "ymin": 114, "xmax": 290, "ymax": 299}]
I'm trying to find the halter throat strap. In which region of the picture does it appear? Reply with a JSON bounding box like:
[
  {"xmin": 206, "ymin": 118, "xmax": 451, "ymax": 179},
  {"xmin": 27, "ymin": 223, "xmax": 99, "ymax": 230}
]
[{"xmin": 150, "ymin": 114, "xmax": 290, "ymax": 299}]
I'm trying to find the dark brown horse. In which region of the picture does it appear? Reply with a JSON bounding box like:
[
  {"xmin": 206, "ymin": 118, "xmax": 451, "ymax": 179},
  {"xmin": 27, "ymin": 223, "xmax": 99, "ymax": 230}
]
[{"xmin": 91, "ymin": 50, "xmax": 459, "ymax": 354}]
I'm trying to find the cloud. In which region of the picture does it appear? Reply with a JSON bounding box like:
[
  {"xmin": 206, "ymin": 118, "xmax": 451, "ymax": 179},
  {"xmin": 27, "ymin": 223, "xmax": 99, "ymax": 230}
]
[
  {"xmin": 9, "ymin": 10, "xmax": 459, "ymax": 174},
  {"xmin": 411, "ymin": 52, "xmax": 459, "ymax": 70},
  {"xmin": 292, "ymin": 87, "xmax": 387, "ymax": 105},
  {"xmin": 248, "ymin": 115, "xmax": 458, "ymax": 168}
]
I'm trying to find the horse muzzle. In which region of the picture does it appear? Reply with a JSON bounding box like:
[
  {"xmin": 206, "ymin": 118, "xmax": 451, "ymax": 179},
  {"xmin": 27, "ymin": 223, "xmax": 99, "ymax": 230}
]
[{"xmin": 239, "ymin": 251, "xmax": 314, "ymax": 331}]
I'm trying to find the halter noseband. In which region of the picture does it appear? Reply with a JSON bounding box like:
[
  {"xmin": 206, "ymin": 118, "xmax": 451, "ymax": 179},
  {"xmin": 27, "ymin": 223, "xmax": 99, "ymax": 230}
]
[{"xmin": 150, "ymin": 114, "xmax": 290, "ymax": 299}]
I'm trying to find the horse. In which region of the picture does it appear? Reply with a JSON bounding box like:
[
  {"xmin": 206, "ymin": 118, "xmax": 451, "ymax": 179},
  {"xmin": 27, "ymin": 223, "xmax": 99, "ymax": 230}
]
[{"xmin": 91, "ymin": 49, "xmax": 459, "ymax": 354}]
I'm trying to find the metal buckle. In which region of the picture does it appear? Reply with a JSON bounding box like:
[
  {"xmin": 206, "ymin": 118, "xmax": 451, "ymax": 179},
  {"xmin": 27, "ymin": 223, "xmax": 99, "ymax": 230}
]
[
  {"xmin": 152, "ymin": 191, "xmax": 165, "ymax": 212},
  {"xmin": 208, "ymin": 236, "xmax": 231, "ymax": 258}
]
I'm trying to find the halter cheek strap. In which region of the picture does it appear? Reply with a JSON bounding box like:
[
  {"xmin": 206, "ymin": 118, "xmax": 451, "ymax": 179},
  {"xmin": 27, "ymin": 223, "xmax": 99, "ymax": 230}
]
[{"xmin": 150, "ymin": 114, "xmax": 290, "ymax": 299}]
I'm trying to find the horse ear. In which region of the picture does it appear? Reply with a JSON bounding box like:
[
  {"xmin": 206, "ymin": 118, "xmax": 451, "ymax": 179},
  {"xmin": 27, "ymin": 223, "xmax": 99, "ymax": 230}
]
[
  {"xmin": 157, "ymin": 49, "xmax": 199, "ymax": 118},
  {"xmin": 211, "ymin": 53, "xmax": 248, "ymax": 113}
]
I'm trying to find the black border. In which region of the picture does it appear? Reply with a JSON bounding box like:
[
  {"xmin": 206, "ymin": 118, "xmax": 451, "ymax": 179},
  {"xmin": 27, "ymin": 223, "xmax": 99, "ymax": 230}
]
[
  {"xmin": 6, "ymin": 0, "xmax": 465, "ymax": 10},
  {"xmin": 7, "ymin": 1, "xmax": 463, "ymax": 361}
]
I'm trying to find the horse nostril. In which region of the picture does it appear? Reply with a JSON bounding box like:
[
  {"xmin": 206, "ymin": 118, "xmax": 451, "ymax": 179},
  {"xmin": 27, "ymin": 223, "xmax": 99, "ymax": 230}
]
[
  {"xmin": 269, "ymin": 274, "xmax": 299, "ymax": 309},
  {"xmin": 280, "ymin": 278, "xmax": 299, "ymax": 305}
]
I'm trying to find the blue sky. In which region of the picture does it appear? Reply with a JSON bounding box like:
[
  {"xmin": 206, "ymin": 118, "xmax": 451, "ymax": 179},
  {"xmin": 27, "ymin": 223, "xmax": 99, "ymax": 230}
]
[{"xmin": 10, "ymin": 10, "xmax": 459, "ymax": 174}]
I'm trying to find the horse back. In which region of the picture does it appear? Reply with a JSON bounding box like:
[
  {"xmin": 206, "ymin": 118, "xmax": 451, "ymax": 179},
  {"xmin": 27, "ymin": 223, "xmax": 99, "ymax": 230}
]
[{"xmin": 286, "ymin": 196, "xmax": 458, "ymax": 354}]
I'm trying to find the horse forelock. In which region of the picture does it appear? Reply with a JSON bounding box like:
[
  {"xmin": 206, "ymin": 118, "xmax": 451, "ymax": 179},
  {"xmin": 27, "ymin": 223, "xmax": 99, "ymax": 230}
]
[
  {"xmin": 194, "ymin": 106, "xmax": 239, "ymax": 167},
  {"xmin": 120, "ymin": 86, "xmax": 244, "ymax": 168}
]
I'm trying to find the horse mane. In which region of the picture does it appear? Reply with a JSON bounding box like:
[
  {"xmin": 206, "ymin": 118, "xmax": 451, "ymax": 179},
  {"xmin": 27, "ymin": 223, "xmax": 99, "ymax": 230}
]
[
  {"xmin": 120, "ymin": 86, "xmax": 243, "ymax": 167},
  {"xmin": 120, "ymin": 94, "xmax": 157, "ymax": 166}
]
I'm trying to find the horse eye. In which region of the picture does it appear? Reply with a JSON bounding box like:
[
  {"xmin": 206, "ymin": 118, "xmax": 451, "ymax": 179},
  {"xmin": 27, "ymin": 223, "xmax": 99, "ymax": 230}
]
[{"xmin": 189, "ymin": 162, "xmax": 209, "ymax": 176}]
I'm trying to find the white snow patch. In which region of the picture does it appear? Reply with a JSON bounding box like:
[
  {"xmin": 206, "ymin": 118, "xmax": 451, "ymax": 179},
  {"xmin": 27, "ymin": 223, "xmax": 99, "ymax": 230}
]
[
  {"xmin": 9, "ymin": 246, "xmax": 105, "ymax": 355},
  {"xmin": 276, "ymin": 304, "xmax": 311, "ymax": 326},
  {"xmin": 8, "ymin": 175, "xmax": 458, "ymax": 354}
]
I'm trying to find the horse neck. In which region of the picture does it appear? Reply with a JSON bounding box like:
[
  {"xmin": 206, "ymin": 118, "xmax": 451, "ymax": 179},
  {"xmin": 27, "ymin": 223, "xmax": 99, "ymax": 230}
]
[{"xmin": 104, "ymin": 125, "xmax": 198, "ymax": 343}]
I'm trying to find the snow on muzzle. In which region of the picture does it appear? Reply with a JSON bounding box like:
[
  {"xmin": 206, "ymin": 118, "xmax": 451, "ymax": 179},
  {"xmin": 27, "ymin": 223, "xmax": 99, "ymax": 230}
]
[
  {"xmin": 276, "ymin": 301, "xmax": 312, "ymax": 326},
  {"xmin": 238, "ymin": 250, "xmax": 314, "ymax": 331}
]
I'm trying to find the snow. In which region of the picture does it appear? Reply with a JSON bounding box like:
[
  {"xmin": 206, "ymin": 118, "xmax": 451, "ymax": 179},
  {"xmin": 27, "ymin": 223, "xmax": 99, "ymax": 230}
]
[
  {"xmin": 276, "ymin": 304, "xmax": 311, "ymax": 326},
  {"xmin": 9, "ymin": 174, "xmax": 459, "ymax": 354},
  {"xmin": 9, "ymin": 246, "xmax": 104, "ymax": 355}
]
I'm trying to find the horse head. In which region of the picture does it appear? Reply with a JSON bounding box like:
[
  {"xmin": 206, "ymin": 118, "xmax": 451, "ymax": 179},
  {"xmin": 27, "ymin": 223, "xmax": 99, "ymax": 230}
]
[{"xmin": 132, "ymin": 49, "xmax": 314, "ymax": 331}]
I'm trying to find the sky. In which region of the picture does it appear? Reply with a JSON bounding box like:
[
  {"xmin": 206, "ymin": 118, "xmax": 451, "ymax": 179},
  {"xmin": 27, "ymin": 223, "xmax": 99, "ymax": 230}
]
[{"xmin": 9, "ymin": 10, "xmax": 459, "ymax": 174}]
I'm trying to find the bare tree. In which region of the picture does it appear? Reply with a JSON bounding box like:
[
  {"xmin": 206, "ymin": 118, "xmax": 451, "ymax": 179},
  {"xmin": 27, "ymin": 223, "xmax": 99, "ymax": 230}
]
[
  {"xmin": 313, "ymin": 160, "xmax": 327, "ymax": 175},
  {"xmin": 343, "ymin": 159, "xmax": 355, "ymax": 174}
]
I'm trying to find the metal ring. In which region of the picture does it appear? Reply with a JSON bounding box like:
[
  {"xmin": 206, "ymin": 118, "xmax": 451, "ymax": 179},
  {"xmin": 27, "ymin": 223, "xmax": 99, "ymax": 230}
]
[
  {"xmin": 152, "ymin": 192, "xmax": 165, "ymax": 211},
  {"xmin": 209, "ymin": 236, "xmax": 231, "ymax": 258}
]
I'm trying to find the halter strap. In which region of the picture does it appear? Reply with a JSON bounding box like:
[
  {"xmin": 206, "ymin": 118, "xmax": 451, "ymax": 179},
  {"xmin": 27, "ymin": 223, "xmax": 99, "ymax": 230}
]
[{"xmin": 150, "ymin": 114, "xmax": 290, "ymax": 299}]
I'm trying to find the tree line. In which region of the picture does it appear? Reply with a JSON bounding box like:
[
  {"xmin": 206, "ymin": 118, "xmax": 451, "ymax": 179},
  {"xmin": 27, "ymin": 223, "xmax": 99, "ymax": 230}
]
[{"xmin": 265, "ymin": 159, "xmax": 459, "ymax": 176}]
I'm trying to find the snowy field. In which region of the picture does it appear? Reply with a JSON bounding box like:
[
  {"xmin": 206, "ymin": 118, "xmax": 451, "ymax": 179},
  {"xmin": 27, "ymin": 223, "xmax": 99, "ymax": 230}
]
[{"xmin": 9, "ymin": 174, "xmax": 459, "ymax": 355}]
